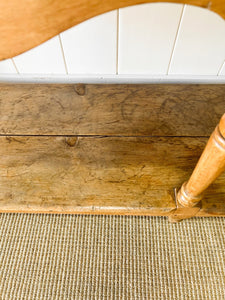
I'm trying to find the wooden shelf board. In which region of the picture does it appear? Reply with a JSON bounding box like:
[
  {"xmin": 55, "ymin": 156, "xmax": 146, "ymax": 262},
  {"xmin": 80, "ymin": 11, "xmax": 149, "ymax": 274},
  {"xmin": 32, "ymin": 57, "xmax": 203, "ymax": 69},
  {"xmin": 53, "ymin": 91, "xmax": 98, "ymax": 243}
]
[
  {"xmin": 1, "ymin": 136, "xmax": 225, "ymax": 216},
  {"xmin": 1, "ymin": 84, "xmax": 224, "ymax": 137}
]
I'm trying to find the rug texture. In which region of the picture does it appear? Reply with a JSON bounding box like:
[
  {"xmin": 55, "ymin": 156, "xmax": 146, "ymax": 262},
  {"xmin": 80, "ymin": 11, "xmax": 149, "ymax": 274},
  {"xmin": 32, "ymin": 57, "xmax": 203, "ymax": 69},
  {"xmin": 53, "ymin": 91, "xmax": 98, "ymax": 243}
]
[{"xmin": 0, "ymin": 214, "xmax": 224, "ymax": 300}]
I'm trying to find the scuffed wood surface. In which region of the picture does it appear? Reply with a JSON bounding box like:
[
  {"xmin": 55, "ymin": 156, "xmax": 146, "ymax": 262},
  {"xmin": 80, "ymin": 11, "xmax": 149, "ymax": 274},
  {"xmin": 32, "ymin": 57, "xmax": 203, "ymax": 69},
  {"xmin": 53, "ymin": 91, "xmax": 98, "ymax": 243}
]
[
  {"xmin": 0, "ymin": 0, "xmax": 225, "ymax": 60},
  {"xmin": 0, "ymin": 135, "xmax": 224, "ymax": 216},
  {"xmin": 1, "ymin": 83, "xmax": 225, "ymax": 217},
  {"xmin": 0, "ymin": 136, "xmax": 177, "ymax": 214},
  {"xmin": 198, "ymin": 186, "xmax": 225, "ymax": 216},
  {"xmin": 1, "ymin": 84, "xmax": 224, "ymax": 136}
]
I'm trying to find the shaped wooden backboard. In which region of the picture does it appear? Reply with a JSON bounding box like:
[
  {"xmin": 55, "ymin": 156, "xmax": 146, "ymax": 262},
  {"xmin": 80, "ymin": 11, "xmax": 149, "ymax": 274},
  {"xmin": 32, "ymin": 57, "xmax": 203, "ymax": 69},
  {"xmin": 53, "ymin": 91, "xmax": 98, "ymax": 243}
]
[{"xmin": 0, "ymin": 0, "xmax": 225, "ymax": 61}]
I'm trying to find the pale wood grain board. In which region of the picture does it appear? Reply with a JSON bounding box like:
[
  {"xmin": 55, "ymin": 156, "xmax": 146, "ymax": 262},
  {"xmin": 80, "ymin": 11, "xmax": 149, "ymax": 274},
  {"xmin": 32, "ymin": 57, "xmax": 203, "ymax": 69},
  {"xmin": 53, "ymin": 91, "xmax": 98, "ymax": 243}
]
[
  {"xmin": 0, "ymin": 84, "xmax": 224, "ymax": 136},
  {"xmin": 0, "ymin": 135, "xmax": 224, "ymax": 216}
]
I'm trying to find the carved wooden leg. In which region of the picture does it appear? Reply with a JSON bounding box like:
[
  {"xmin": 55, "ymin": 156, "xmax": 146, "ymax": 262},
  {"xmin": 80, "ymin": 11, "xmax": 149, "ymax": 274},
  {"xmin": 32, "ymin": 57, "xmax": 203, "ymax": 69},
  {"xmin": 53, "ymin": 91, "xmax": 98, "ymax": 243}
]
[
  {"xmin": 169, "ymin": 114, "xmax": 225, "ymax": 222},
  {"xmin": 177, "ymin": 113, "xmax": 225, "ymax": 208}
]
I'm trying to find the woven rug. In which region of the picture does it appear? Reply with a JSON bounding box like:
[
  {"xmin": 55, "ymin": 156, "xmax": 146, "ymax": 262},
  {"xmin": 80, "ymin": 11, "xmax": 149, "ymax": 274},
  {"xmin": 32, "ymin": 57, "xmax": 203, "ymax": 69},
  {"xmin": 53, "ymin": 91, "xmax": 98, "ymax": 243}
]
[{"xmin": 0, "ymin": 214, "xmax": 224, "ymax": 300}]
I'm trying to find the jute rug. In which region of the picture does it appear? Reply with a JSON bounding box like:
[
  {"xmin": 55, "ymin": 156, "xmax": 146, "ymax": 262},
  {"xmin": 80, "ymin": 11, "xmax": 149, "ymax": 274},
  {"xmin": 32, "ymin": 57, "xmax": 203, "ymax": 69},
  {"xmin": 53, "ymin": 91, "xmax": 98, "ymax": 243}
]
[{"xmin": 0, "ymin": 214, "xmax": 224, "ymax": 299}]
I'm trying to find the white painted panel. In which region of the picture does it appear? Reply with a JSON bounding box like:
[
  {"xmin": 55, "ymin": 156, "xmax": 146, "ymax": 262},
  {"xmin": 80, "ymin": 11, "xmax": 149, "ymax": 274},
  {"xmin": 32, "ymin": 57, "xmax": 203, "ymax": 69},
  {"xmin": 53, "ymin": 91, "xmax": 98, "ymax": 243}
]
[
  {"xmin": 169, "ymin": 5, "xmax": 225, "ymax": 75},
  {"xmin": 118, "ymin": 3, "xmax": 183, "ymax": 74},
  {"xmin": 13, "ymin": 36, "xmax": 66, "ymax": 74},
  {"xmin": 219, "ymin": 61, "xmax": 225, "ymax": 75},
  {"xmin": 0, "ymin": 59, "xmax": 17, "ymax": 74},
  {"xmin": 60, "ymin": 11, "xmax": 117, "ymax": 74}
]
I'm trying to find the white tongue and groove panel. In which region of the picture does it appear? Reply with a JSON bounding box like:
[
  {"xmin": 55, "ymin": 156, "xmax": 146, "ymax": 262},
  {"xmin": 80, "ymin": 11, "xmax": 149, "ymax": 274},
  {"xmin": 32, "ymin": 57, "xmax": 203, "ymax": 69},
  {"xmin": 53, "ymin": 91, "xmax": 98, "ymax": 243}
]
[
  {"xmin": 219, "ymin": 61, "xmax": 225, "ymax": 75},
  {"xmin": 168, "ymin": 5, "xmax": 225, "ymax": 75},
  {"xmin": 0, "ymin": 59, "xmax": 17, "ymax": 74},
  {"xmin": 60, "ymin": 10, "xmax": 117, "ymax": 74},
  {"xmin": 0, "ymin": 4, "xmax": 224, "ymax": 80},
  {"xmin": 13, "ymin": 36, "xmax": 67, "ymax": 74},
  {"xmin": 118, "ymin": 3, "xmax": 183, "ymax": 74}
]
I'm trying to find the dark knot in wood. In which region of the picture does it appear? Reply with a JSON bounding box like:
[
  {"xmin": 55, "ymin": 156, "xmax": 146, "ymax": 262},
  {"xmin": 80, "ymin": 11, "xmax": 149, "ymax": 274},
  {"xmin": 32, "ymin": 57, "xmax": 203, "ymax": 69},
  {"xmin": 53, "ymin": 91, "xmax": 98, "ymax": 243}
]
[
  {"xmin": 74, "ymin": 84, "xmax": 86, "ymax": 96},
  {"xmin": 65, "ymin": 137, "xmax": 78, "ymax": 147}
]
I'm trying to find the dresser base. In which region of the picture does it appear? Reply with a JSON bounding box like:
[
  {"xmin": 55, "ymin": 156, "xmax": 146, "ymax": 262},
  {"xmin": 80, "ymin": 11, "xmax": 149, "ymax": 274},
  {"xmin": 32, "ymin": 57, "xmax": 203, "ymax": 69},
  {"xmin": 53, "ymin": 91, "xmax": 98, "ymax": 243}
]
[{"xmin": 1, "ymin": 84, "xmax": 225, "ymax": 220}]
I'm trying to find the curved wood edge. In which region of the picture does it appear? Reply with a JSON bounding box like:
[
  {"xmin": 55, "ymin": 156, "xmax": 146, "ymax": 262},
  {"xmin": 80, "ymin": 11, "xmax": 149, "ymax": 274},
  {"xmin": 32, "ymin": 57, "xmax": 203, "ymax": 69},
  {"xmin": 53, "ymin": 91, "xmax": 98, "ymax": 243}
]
[
  {"xmin": 0, "ymin": 0, "xmax": 225, "ymax": 60},
  {"xmin": 219, "ymin": 113, "xmax": 225, "ymax": 137}
]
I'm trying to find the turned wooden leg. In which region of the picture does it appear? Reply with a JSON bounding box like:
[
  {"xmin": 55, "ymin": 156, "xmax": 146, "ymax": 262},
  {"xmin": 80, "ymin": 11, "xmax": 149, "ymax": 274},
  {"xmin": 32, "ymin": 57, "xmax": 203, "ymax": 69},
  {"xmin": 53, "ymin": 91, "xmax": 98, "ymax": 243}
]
[{"xmin": 177, "ymin": 113, "xmax": 225, "ymax": 208}]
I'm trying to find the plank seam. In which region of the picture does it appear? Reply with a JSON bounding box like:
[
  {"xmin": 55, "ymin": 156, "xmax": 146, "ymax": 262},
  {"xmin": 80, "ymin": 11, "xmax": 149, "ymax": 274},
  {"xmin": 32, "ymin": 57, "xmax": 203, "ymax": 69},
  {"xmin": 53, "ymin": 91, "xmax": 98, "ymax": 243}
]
[
  {"xmin": 217, "ymin": 59, "xmax": 225, "ymax": 76},
  {"xmin": 11, "ymin": 58, "xmax": 19, "ymax": 74},
  {"xmin": 167, "ymin": 4, "xmax": 185, "ymax": 75},
  {"xmin": 0, "ymin": 134, "xmax": 210, "ymax": 138},
  {"xmin": 58, "ymin": 35, "xmax": 69, "ymax": 74}
]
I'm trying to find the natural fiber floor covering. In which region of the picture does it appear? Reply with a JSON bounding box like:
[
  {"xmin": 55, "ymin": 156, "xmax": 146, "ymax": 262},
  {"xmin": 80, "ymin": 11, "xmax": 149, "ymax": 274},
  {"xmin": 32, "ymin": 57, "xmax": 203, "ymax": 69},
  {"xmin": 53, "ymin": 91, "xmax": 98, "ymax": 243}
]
[{"xmin": 0, "ymin": 215, "xmax": 225, "ymax": 300}]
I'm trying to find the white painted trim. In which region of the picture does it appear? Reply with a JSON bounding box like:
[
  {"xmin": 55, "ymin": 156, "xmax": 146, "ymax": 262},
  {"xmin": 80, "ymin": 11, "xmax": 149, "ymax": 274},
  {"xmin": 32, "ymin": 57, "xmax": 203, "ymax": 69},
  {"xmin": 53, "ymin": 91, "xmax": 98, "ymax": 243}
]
[{"xmin": 0, "ymin": 74, "xmax": 225, "ymax": 84}]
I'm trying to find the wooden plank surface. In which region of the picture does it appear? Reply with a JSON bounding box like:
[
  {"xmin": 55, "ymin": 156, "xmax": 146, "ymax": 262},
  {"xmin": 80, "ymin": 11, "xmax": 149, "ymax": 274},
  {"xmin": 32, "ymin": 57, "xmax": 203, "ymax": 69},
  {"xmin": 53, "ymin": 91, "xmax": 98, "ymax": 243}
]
[
  {"xmin": 1, "ymin": 83, "xmax": 225, "ymax": 217},
  {"xmin": 1, "ymin": 0, "xmax": 225, "ymax": 60},
  {"xmin": 0, "ymin": 135, "xmax": 224, "ymax": 216},
  {"xmin": 1, "ymin": 84, "xmax": 224, "ymax": 136}
]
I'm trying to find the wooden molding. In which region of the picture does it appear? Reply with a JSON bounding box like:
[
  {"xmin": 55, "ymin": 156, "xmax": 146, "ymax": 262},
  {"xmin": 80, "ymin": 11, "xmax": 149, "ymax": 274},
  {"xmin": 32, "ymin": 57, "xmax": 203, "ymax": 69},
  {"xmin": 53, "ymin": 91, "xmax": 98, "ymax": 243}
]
[{"xmin": 0, "ymin": 0, "xmax": 225, "ymax": 60}]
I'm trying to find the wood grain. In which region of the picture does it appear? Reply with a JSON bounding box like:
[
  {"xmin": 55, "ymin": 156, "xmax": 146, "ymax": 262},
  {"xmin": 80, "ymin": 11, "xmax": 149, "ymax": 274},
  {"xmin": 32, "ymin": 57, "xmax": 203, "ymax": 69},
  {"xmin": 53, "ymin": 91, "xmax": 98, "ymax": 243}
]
[
  {"xmin": 0, "ymin": 135, "xmax": 225, "ymax": 216},
  {"xmin": 1, "ymin": 84, "xmax": 224, "ymax": 136},
  {"xmin": 1, "ymin": 83, "xmax": 225, "ymax": 217},
  {"xmin": 0, "ymin": 0, "xmax": 225, "ymax": 60},
  {"xmin": 177, "ymin": 113, "xmax": 225, "ymax": 207}
]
